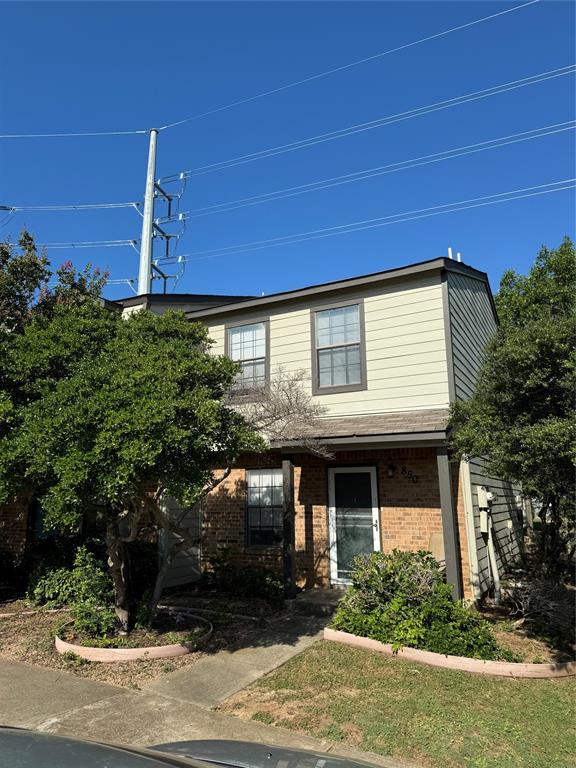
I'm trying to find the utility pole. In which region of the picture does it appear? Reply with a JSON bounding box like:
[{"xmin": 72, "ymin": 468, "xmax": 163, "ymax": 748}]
[{"xmin": 137, "ymin": 128, "xmax": 158, "ymax": 295}]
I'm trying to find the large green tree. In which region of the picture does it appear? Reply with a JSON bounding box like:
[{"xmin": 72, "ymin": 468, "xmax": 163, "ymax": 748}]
[
  {"xmin": 0, "ymin": 237, "xmax": 108, "ymax": 440},
  {"xmin": 450, "ymin": 237, "xmax": 576, "ymax": 568},
  {"xmin": 1, "ymin": 308, "xmax": 264, "ymax": 630},
  {"xmin": 0, "ymin": 235, "xmax": 264, "ymax": 630},
  {"xmin": 1, "ymin": 234, "xmax": 328, "ymax": 629}
]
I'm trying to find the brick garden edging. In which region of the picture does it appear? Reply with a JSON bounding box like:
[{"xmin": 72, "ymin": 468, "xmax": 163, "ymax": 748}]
[
  {"xmin": 324, "ymin": 627, "xmax": 576, "ymax": 678},
  {"xmin": 55, "ymin": 616, "xmax": 213, "ymax": 663}
]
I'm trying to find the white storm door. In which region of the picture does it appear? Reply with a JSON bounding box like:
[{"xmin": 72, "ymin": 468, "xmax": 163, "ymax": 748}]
[{"xmin": 328, "ymin": 467, "xmax": 380, "ymax": 585}]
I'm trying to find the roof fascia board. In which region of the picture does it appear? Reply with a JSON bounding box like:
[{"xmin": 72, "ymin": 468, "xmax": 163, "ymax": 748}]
[
  {"xmin": 117, "ymin": 293, "xmax": 255, "ymax": 308},
  {"xmin": 278, "ymin": 437, "xmax": 446, "ymax": 453},
  {"xmin": 272, "ymin": 430, "xmax": 447, "ymax": 450},
  {"xmin": 186, "ymin": 258, "xmax": 490, "ymax": 320}
]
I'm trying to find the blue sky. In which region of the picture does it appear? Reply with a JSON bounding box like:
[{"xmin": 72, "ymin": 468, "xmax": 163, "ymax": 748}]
[{"xmin": 1, "ymin": 1, "xmax": 574, "ymax": 300}]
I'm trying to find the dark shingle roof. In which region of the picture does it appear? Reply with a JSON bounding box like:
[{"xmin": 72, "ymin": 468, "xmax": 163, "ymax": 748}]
[
  {"xmin": 308, "ymin": 409, "xmax": 449, "ymax": 438},
  {"xmin": 274, "ymin": 409, "xmax": 449, "ymax": 447}
]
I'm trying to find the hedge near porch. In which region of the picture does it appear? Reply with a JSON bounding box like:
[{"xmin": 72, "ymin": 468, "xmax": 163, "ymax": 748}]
[{"xmin": 331, "ymin": 550, "xmax": 514, "ymax": 661}]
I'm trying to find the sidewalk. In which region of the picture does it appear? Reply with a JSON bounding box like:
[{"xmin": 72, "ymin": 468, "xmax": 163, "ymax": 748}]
[
  {"xmin": 0, "ymin": 616, "xmax": 419, "ymax": 768},
  {"xmin": 144, "ymin": 614, "xmax": 325, "ymax": 707}
]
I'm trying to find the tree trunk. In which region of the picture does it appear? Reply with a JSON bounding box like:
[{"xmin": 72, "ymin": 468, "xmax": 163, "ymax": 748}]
[
  {"xmin": 538, "ymin": 500, "xmax": 548, "ymax": 566},
  {"xmin": 549, "ymin": 495, "xmax": 561, "ymax": 559},
  {"xmin": 105, "ymin": 512, "xmax": 131, "ymax": 633},
  {"xmin": 144, "ymin": 495, "xmax": 201, "ymax": 627},
  {"xmin": 147, "ymin": 534, "xmax": 195, "ymax": 626}
]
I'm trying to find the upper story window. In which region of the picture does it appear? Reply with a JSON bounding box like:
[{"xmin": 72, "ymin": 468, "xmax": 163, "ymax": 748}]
[
  {"xmin": 312, "ymin": 301, "xmax": 367, "ymax": 394},
  {"xmin": 226, "ymin": 320, "xmax": 268, "ymax": 393}
]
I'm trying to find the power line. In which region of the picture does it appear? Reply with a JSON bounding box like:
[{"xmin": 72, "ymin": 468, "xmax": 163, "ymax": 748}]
[
  {"xmin": 159, "ymin": 65, "xmax": 575, "ymax": 180},
  {"xmin": 158, "ymin": 0, "xmax": 540, "ymax": 130},
  {"xmin": 0, "ymin": 1, "xmax": 542, "ymax": 150},
  {"xmin": 105, "ymin": 278, "xmax": 138, "ymax": 295},
  {"xmin": 157, "ymin": 180, "xmax": 575, "ymax": 262},
  {"xmin": 0, "ymin": 128, "xmax": 147, "ymax": 140},
  {"xmin": 5, "ymin": 202, "xmax": 141, "ymax": 212},
  {"xmin": 0, "ymin": 209, "xmax": 16, "ymax": 227},
  {"xmin": 36, "ymin": 239, "xmax": 138, "ymax": 250},
  {"xmin": 169, "ymin": 122, "xmax": 576, "ymax": 219},
  {"xmin": 3, "ymin": 2, "xmax": 539, "ymax": 139}
]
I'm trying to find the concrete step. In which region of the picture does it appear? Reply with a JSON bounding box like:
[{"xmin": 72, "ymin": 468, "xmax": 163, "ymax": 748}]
[{"xmin": 286, "ymin": 588, "xmax": 346, "ymax": 617}]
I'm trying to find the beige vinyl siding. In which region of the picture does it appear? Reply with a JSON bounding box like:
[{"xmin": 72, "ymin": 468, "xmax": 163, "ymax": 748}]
[
  {"xmin": 446, "ymin": 271, "xmax": 497, "ymax": 401},
  {"xmin": 468, "ymin": 459, "xmax": 522, "ymax": 595},
  {"xmin": 205, "ymin": 274, "xmax": 450, "ymax": 417}
]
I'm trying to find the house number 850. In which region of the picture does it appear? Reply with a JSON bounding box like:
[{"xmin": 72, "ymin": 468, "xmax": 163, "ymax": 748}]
[{"xmin": 401, "ymin": 465, "xmax": 418, "ymax": 483}]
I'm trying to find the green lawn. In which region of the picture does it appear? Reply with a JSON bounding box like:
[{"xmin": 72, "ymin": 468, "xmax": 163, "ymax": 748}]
[{"xmin": 221, "ymin": 641, "xmax": 576, "ymax": 768}]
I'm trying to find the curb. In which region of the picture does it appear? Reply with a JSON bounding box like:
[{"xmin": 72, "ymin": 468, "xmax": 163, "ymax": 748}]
[
  {"xmin": 55, "ymin": 616, "xmax": 213, "ymax": 663},
  {"xmin": 324, "ymin": 628, "xmax": 576, "ymax": 678}
]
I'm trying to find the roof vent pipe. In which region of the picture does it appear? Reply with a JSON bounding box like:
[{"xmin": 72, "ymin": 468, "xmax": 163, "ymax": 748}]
[
  {"xmin": 447, "ymin": 247, "xmax": 453, "ymax": 260},
  {"xmin": 456, "ymin": 252, "xmax": 462, "ymax": 262}
]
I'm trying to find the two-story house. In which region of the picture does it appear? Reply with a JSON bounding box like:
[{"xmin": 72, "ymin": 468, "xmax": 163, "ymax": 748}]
[
  {"xmin": 123, "ymin": 256, "xmax": 522, "ymax": 602},
  {"xmin": 0, "ymin": 256, "xmax": 523, "ymax": 602}
]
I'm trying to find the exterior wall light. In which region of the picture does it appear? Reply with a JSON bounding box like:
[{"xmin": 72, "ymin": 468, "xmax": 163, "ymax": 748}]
[{"xmin": 387, "ymin": 464, "xmax": 395, "ymax": 478}]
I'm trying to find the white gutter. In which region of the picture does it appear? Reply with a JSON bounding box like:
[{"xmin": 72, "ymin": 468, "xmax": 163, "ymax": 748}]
[{"xmin": 487, "ymin": 515, "xmax": 501, "ymax": 604}]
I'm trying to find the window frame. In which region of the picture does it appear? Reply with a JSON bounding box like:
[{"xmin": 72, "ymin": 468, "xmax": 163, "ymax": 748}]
[
  {"xmin": 245, "ymin": 467, "xmax": 284, "ymax": 549},
  {"xmin": 310, "ymin": 298, "xmax": 367, "ymax": 395},
  {"xmin": 224, "ymin": 317, "xmax": 270, "ymax": 398}
]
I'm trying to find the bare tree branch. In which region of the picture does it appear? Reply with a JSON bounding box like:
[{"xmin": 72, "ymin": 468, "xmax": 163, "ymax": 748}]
[{"xmin": 233, "ymin": 367, "xmax": 332, "ymax": 458}]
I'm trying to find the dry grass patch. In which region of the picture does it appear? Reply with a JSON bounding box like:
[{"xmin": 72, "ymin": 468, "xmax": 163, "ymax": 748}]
[
  {"xmin": 220, "ymin": 640, "xmax": 576, "ymax": 768},
  {"xmin": 0, "ymin": 607, "xmax": 247, "ymax": 689}
]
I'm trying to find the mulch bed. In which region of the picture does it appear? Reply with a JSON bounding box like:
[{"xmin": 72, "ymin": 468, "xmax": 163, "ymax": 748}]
[
  {"xmin": 60, "ymin": 610, "xmax": 209, "ymax": 649},
  {"xmin": 161, "ymin": 588, "xmax": 281, "ymax": 620},
  {"xmin": 479, "ymin": 604, "xmax": 575, "ymax": 663},
  {"xmin": 0, "ymin": 598, "xmax": 263, "ymax": 689}
]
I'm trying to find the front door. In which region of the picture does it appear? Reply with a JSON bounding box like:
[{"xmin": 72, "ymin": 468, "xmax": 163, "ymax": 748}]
[{"xmin": 328, "ymin": 467, "xmax": 380, "ymax": 584}]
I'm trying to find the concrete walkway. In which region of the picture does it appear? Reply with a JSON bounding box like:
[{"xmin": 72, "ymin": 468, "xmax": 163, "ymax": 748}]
[
  {"xmin": 0, "ymin": 616, "xmax": 419, "ymax": 768},
  {"xmin": 144, "ymin": 614, "xmax": 325, "ymax": 708}
]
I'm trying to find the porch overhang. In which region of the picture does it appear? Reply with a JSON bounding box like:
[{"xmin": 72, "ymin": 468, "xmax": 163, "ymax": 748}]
[
  {"xmin": 271, "ymin": 408, "xmax": 450, "ymax": 451},
  {"xmin": 274, "ymin": 408, "xmax": 463, "ymax": 600}
]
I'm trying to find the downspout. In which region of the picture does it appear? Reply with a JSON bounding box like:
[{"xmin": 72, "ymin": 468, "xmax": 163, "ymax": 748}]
[{"xmin": 487, "ymin": 513, "xmax": 501, "ymax": 604}]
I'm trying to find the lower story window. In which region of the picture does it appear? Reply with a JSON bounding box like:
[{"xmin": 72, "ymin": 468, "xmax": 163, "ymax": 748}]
[{"xmin": 246, "ymin": 469, "xmax": 284, "ymax": 546}]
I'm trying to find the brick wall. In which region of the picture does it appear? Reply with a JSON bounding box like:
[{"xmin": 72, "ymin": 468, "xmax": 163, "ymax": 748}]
[
  {"xmin": 201, "ymin": 447, "xmax": 473, "ymax": 597},
  {"xmin": 201, "ymin": 454, "xmax": 285, "ymax": 574},
  {"xmin": 0, "ymin": 495, "xmax": 30, "ymax": 562}
]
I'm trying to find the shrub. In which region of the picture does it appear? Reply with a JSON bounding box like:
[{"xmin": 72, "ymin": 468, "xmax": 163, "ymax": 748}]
[
  {"xmin": 233, "ymin": 566, "xmax": 284, "ymax": 605},
  {"xmin": 422, "ymin": 599, "xmax": 500, "ymax": 659},
  {"xmin": 203, "ymin": 547, "xmax": 235, "ymax": 590},
  {"xmin": 331, "ymin": 551, "xmax": 503, "ymax": 660},
  {"xmin": 28, "ymin": 545, "xmax": 112, "ymax": 608},
  {"xmin": 204, "ymin": 550, "xmax": 284, "ymax": 605},
  {"xmin": 0, "ymin": 550, "xmax": 27, "ymax": 594},
  {"xmin": 71, "ymin": 600, "xmax": 118, "ymax": 638}
]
